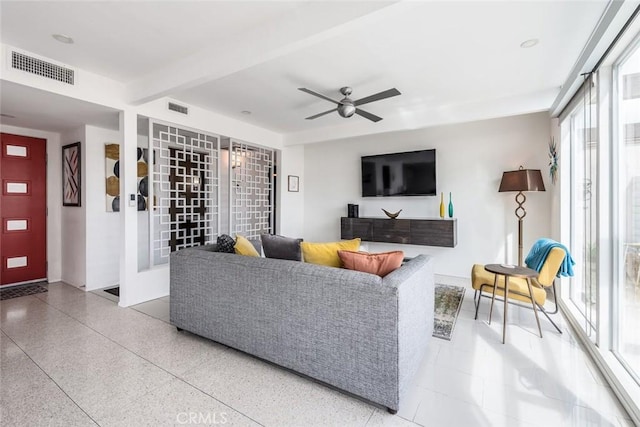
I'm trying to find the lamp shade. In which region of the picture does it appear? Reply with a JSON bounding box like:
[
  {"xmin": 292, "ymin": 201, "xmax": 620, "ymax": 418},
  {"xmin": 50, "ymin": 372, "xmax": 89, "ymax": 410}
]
[{"xmin": 498, "ymin": 168, "xmax": 545, "ymax": 192}]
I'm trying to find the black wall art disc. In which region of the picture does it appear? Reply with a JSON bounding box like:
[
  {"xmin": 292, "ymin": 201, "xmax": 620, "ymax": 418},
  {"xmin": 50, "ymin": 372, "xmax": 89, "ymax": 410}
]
[
  {"xmin": 112, "ymin": 196, "xmax": 120, "ymax": 212},
  {"xmin": 139, "ymin": 176, "xmax": 148, "ymax": 197}
]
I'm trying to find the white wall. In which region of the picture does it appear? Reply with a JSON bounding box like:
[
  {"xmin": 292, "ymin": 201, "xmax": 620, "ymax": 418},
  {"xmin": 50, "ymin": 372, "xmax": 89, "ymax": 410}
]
[
  {"xmin": 60, "ymin": 127, "xmax": 86, "ymax": 287},
  {"xmin": 278, "ymin": 145, "xmax": 305, "ymax": 237},
  {"xmin": 84, "ymin": 125, "xmax": 121, "ymax": 290},
  {"xmin": 0, "ymin": 124, "xmax": 63, "ymax": 283},
  {"xmin": 300, "ymin": 112, "xmax": 553, "ymax": 278}
]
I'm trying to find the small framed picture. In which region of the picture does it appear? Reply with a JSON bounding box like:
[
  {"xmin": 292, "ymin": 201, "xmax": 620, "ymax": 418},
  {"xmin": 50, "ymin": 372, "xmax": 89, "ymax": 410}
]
[
  {"xmin": 288, "ymin": 175, "xmax": 299, "ymax": 192},
  {"xmin": 62, "ymin": 142, "xmax": 81, "ymax": 206}
]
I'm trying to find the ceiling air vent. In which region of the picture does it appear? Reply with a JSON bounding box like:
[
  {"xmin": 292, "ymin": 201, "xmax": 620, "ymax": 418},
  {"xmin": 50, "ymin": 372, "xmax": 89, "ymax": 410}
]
[
  {"xmin": 11, "ymin": 51, "xmax": 74, "ymax": 85},
  {"xmin": 168, "ymin": 102, "xmax": 188, "ymax": 115}
]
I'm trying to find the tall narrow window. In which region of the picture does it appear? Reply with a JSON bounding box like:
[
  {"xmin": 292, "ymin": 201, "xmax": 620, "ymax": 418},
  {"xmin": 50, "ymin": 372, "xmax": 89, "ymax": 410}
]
[
  {"xmin": 615, "ymin": 41, "xmax": 640, "ymax": 381},
  {"xmin": 564, "ymin": 73, "xmax": 599, "ymax": 339}
]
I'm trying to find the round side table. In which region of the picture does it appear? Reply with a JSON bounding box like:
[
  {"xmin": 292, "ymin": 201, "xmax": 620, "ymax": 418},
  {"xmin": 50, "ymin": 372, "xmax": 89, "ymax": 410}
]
[{"xmin": 484, "ymin": 264, "xmax": 541, "ymax": 344}]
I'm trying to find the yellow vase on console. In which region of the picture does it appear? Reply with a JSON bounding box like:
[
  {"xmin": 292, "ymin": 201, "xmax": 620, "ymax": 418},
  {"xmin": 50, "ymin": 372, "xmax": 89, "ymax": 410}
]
[{"xmin": 439, "ymin": 192, "xmax": 445, "ymax": 219}]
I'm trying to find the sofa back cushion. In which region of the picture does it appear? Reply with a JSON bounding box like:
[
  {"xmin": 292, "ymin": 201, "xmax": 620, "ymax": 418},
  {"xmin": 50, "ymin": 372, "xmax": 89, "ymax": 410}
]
[
  {"xmin": 338, "ymin": 250, "xmax": 404, "ymax": 277},
  {"xmin": 261, "ymin": 234, "xmax": 303, "ymax": 261},
  {"xmin": 300, "ymin": 238, "xmax": 361, "ymax": 267}
]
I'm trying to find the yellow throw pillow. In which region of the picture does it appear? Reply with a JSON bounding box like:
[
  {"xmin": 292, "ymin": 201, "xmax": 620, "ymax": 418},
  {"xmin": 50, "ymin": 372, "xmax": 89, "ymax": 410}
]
[
  {"xmin": 234, "ymin": 235, "xmax": 260, "ymax": 257},
  {"xmin": 300, "ymin": 238, "xmax": 361, "ymax": 267}
]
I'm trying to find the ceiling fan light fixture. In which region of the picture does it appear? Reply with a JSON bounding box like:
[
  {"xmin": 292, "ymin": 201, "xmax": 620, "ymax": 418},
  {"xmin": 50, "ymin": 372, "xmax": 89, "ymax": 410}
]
[
  {"xmin": 338, "ymin": 102, "xmax": 356, "ymax": 118},
  {"xmin": 299, "ymin": 86, "xmax": 399, "ymax": 122}
]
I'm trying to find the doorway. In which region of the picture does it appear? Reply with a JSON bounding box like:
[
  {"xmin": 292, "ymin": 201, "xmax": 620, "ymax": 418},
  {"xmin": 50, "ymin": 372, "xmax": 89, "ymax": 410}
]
[{"xmin": 0, "ymin": 133, "xmax": 47, "ymax": 286}]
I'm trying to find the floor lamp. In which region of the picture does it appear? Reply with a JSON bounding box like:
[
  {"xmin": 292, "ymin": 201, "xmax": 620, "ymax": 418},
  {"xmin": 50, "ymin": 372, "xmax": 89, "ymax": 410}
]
[{"xmin": 499, "ymin": 166, "xmax": 546, "ymax": 266}]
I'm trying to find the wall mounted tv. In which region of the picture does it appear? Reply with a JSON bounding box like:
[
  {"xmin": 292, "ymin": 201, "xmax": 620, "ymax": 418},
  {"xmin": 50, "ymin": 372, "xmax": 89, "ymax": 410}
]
[{"xmin": 361, "ymin": 149, "xmax": 436, "ymax": 197}]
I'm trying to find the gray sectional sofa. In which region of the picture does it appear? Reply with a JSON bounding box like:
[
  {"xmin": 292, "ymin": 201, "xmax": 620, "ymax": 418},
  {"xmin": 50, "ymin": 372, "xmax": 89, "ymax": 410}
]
[{"xmin": 169, "ymin": 245, "xmax": 434, "ymax": 413}]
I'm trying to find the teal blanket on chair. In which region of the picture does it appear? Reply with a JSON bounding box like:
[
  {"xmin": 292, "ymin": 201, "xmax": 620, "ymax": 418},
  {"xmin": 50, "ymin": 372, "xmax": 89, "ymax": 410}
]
[{"xmin": 525, "ymin": 238, "xmax": 575, "ymax": 277}]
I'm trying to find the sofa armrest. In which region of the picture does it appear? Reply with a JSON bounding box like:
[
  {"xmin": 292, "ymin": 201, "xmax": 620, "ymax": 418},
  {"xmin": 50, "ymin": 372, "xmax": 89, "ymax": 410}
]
[{"xmin": 384, "ymin": 255, "xmax": 434, "ymax": 404}]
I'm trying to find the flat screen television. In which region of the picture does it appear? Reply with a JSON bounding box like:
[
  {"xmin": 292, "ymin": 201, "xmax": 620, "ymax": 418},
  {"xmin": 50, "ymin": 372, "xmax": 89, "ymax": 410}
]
[{"xmin": 361, "ymin": 149, "xmax": 436, "ymax": 197}]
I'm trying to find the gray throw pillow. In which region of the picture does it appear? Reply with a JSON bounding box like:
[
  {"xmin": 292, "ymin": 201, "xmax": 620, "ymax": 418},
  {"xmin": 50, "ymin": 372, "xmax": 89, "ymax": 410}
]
[
  {"xmin": 216, "ymin": 234, "xmax": 235, "ymax": 253},
  {"xmin": 248, "ymin": 238, "xmax": 262, "ymax": 255},
  {"xmin": 260, "ymin": 234, "xmax": 303, "ymax": 261}
]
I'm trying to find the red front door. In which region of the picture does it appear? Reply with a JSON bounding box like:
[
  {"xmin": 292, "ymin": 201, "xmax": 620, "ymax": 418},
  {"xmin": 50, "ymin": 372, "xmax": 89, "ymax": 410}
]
[{"xmin": 0, "ymin": 133, "xmax": 47, "ymax": 286}]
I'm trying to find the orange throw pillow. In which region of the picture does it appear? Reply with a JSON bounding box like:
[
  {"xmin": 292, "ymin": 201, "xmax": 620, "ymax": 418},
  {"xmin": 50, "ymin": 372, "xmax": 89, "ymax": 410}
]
[{"xmin": 337, "ymin": 250, "xmax": 404, "ymax": 277}]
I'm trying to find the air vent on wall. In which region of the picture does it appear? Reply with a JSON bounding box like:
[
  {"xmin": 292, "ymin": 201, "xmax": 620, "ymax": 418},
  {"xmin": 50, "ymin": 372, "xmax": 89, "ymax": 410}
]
[
  {"xmin": 168, "ymin": 102, "xmax": 189, "ymax": 115},
  {"xmin": 11, "ymin": 51, "xmax": 74, "ymax": 85}
]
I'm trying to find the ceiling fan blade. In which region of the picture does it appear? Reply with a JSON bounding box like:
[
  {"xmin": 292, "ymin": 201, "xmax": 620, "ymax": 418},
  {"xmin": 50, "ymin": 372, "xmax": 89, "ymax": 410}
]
[
  {"xmin": 298, "ymin": 88, "xmax": 340, "ymax": 105},
  {"xmin": 355, "ymin": 108, "xmax": 382, "ymax": 122},
  {"xmin": 354, "ymin": 88, "xmax": 401, "ymax": 106},
  {"xmin": 305, "ymin": 108, "xmax": 337, "ymax": 120}
]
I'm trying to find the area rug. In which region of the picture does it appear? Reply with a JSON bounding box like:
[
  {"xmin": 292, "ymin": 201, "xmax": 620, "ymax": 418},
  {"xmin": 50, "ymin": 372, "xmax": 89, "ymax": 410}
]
[
  {"xmin": 0, "ymin": 282, "xmax": 48, "ymax": 301},
  {"xmin": 103, "ymin": 286, "xmax": 120, "ymax": 297},
  {"xmin": 433, "ymin": 284, "xmax": 465, "ymax": 340}
]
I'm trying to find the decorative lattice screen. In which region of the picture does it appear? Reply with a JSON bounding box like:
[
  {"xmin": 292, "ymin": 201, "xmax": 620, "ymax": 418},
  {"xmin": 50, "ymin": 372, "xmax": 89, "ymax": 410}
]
[
  {"xmin": 151, "ymin": 123, "xmax": 219, "ymax": 265},
  {"xmin": 229, "ymin": 141, "xmax": 275, "ymax": 239}
]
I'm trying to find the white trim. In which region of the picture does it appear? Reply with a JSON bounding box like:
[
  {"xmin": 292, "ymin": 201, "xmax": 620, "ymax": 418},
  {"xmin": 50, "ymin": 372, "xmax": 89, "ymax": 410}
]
[
  {"xmin": 612, "ymin": 44, "xmax": 625, "ymax": 362},
  {"xmin": 596, "ymin": 66, "xmax": 612, "ymax": 349}
]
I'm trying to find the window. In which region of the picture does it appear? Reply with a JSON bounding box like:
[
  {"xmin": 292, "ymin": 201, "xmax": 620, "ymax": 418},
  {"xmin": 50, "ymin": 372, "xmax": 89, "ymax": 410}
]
[
  {"xmin": 560, "ymin": 28, "xmax": 640, "ymax": 418},
  {"xmin": 562, "ymin": 73, "xmax": 599, "ymax": 340},
  {"xmin": 615, "ymin": 40, "xmax": 640, "ymax": 382}
]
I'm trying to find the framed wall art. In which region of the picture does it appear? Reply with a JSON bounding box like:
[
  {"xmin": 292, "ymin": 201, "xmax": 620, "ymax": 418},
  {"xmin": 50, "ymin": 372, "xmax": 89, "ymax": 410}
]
[
  {"xmin": 62, "ymin": 142, "xmax": 81, "ymax": 206},
  {"xmin": 288, "ymin": 175, "xmax": 299, "ymax": 192}
]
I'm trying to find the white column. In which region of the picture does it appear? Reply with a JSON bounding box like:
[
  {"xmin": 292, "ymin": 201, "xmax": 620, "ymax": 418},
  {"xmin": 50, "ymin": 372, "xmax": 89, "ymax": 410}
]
[{"xmin": 119, "ymin": 109, "xmax": 138, "ymax": 307}]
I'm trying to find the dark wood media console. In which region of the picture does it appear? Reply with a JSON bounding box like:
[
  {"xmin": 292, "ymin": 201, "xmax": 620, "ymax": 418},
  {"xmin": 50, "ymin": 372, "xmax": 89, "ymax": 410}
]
[{"xmin": 341, "ymin": 217, "xmax": 457, "ymax": 248}]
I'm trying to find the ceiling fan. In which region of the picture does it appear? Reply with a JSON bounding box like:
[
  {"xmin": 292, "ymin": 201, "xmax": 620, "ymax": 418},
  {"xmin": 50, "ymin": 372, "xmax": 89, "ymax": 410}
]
[{"xmin": 298, "ymin": 86, "xmax": 401, "ymax": 123}]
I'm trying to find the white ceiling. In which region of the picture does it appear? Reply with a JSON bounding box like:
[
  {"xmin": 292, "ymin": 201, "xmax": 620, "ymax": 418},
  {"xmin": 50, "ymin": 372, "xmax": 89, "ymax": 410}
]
[
  {"xmin": 0, "ymin": 80, "xmax": 120, "ymax": 133},
  {"xmin": 0, "ymin": 1, "xmax": 613, "ymax": 142}
]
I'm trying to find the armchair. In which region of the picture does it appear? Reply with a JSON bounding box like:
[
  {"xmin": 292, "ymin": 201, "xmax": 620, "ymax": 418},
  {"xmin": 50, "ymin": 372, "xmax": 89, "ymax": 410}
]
[{"xmin": 471, "ymin": 247, "xmax": 565, "ymax": 333}]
